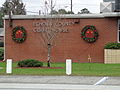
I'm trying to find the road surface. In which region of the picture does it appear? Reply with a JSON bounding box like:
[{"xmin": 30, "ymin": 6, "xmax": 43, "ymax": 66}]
[
  {"xmin": 0, "ymin": 76, "xmax": 120, "ymax": 90},
  {"xmin": 0, "ymin": 83, "xmax": 120, "ymax": 90}
]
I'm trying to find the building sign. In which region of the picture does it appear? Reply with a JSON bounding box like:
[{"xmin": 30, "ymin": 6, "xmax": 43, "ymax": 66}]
[
  {"xmin": 32, "ymin": 20, "xmax": 79, "ymax": 33},
  {"xmin": 33, "ymin": 28, "xmax": 69, "ymax": 33},
  {"xmin": 33, "ymin": 21, "xmax": 76, "ymax": 27}
]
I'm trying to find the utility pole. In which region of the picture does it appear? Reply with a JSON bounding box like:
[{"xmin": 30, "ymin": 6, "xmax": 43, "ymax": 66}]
[
  {"xmin": 51, "ymin": 0, "xmax": 53, "ymax": 15},
  {"xmin": 71, "ymin": 0, "xmax": 73, "ymax": 13}
]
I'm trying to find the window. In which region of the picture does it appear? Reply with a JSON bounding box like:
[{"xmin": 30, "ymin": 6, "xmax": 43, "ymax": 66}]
[{"xmin": 118, "ymin": 20, "xmax": 120, "ymax": 42}]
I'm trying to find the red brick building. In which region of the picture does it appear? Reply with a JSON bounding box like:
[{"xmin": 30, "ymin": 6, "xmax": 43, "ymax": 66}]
[{"xmin": 4, "ymin": 13, "xmax": 119, "ymax": 63}]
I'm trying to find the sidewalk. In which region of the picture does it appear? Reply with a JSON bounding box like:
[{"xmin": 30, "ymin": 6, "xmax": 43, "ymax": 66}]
[{"xmin": 0, "ymin": 75, "xmax": 120, "ymax": 86}]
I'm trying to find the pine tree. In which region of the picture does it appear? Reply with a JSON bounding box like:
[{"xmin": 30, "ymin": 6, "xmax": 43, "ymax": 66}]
[{"xmin": 2, "ymin": 0, "xmax": 26, "ymax": 15}]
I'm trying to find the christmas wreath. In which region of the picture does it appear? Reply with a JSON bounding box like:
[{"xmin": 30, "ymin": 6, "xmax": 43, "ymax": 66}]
[
  {"xmin": 81, "ymin": 25, "xmax": 99, "ymax": 43},
  {"xmin": 12, "ymin": 26, "xmax": 27, "ymax": 43}
]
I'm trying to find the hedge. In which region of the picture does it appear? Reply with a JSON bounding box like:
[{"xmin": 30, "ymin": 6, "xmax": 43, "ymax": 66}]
[
  {"xmin": 104, "ymin": 42, "xmax": 120, "ymax": 49},
  {"xmin": 18, "ymin": 59, "xmax": 43, "ymax": 67}
]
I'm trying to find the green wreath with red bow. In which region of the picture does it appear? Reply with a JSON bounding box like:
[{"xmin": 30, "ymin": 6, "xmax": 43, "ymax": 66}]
[
  {"xmin": 81, "ymin": 25, "xmax": 99, "ymax": 43},
  {"xmin": 12, "ymin": 26, "xmax": 27, "ymax": 43}
]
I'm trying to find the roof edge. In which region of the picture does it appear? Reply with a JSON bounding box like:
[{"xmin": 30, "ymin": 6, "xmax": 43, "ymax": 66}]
[{"xmin": 3, "ymin": 12, "xmax": 120, "ymax": 19}]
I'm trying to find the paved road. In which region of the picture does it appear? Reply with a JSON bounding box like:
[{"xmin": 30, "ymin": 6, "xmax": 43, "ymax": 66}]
[
  {"xmin": 0, "ymin": 83, "xmax": 120, "ymax": 90},
  {"xmin": 0, "ymin": 76, "xmax": 120, "ymax": 90},
  {"xmin": 0, "ymin": 76, "xmax": 120, "ymax": 85}
]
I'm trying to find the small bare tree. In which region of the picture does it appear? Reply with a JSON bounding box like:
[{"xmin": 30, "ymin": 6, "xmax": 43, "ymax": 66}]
[
  {"xmin": 38, "ymin": 0, "xmax": 77, "ymax": 67},
  {"xmin": 40, "ymin": 0, "xmax": 66, "ymax": 67},
  {"xmin": 40, "ymin": 18, "xmax": 62, "ymax": 67}
]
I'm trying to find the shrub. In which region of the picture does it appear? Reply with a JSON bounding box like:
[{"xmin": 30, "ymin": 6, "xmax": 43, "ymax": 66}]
[
  {"xmin": 18, "ymin": 59, "xmax": 43, "ymax": 67},
  {"xmin": 104, "ymin": 42, "xmax": 120, "ymax": 49},
  {"xmin": 0, "ymin": 48, "xmax": 4, "ymax": 60}
]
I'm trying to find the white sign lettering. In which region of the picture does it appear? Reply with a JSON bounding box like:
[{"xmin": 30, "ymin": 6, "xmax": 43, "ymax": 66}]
[
  {"xmin": 32, "ymin": 20, "xmax": 79, "ymax": 33},
  {"xmin": 33, "ymin": 21, "xmax": 75, "ymax": 27},
  {"xmin": 33, "ymin": 28, "xmax": 69, "ymax": 33}
]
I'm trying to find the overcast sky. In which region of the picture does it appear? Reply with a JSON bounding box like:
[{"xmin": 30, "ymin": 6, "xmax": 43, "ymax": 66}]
[{"xmin": 0, "ymin": 0, "xmax": 103, "ymax": 14}]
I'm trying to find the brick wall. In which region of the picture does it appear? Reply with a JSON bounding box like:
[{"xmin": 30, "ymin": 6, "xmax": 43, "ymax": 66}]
[{"xmin": 5, "ymin": 18, "xmax": 117, "ymax": 63}]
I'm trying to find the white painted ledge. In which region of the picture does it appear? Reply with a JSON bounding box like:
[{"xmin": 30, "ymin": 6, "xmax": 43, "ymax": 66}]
[{"xmin": 3, "ymin": 12, "xmax": 120, "ymax": 20}]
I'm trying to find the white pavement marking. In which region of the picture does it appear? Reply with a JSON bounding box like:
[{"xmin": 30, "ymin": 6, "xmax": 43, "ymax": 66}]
[
  {"xmin": 0, "ymin": 83, "xmax": 120, "ymax": 90},
  {"xmin": 94, "ymin": 77, "xmax": 109, "ymax": 85}
]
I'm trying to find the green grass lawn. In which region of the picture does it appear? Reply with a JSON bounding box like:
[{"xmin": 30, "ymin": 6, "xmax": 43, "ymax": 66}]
[{"xmin": 0, "ymin": 62, "xmax": 120, "ymax": 76}]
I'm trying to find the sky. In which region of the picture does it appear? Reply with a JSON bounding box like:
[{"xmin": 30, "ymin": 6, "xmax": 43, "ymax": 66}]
[{"xmin": 0, "ymin": 0, "xmax": 103, "ymax": 15}]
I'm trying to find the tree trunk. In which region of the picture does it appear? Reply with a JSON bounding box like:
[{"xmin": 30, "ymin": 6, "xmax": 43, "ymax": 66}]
[
  {"xmin": 47, "ymin": 55, "xmax": 51, "ymax": 67},
  {"xmin": 47, "ymin": 44, "xmax": 51, "ymax": 67},
  {"xmin": 47, "ymin": 59, "xmax": 50, "ymax": 67}
]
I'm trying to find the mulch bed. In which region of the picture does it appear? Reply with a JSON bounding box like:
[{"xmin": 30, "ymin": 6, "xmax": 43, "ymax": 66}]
[
  {"xmin": 16, "ymin": 67, "xmax": 64, "ymax": 69},
  {"xmin": 0, "ymin": 61, "xmax": 4, "ymax": 62}
]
